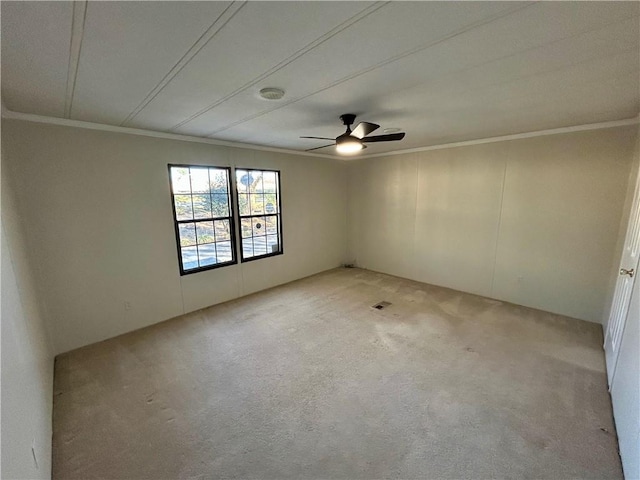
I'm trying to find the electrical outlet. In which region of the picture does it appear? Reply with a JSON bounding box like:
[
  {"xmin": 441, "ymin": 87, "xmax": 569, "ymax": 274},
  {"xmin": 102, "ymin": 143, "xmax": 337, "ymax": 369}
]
[{"xmin": 124, "ymin": 301, "xmax": 132, "ymax": 311}]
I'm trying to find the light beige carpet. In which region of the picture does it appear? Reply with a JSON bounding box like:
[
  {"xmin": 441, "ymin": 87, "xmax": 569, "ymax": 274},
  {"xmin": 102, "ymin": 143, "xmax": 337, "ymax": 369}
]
[{"xmin": 53, "ymin": 268, "xmax": 622, "ymax": 479}]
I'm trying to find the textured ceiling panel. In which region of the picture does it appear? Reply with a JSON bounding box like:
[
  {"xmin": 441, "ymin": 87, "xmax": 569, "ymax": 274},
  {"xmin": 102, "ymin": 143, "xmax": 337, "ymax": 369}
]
[
  {"xmin": 1, "ymin": 1, "xmax": 638, "ymax": 157},
  {"xmin": 206, "ymin": 3, "xmax": 639, "ymax": 154},
  {"xmin": 71, "ymin": 1, "xmax": 233, "ymax": 125},
  {"xmin": 1, "ymin": 1, "xmax": 72, "ymax": 116},
  {"xmin": 124, "ymin": 1, "xmax": 378, "ymax": 131},
  {"xmin": 172, "ymin": 1, "xmax": 523, "ymax": 137}
]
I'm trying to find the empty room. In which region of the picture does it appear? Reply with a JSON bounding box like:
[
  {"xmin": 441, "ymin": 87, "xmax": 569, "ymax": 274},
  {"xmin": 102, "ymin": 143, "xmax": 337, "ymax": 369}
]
[{"xmin": 2, "ymin": 1, "xmax": 640, "ymax": 479}]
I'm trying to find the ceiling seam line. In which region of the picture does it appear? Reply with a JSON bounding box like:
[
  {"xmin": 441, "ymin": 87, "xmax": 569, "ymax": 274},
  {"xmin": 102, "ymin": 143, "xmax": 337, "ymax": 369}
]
[
  {"xmin": 410, "ymin": 46, "xmax": 640, "ymax": 112},
  {"xmin": 120, "ymin": 1, "xmax": 247, "ymax": 127},
  {"xmin": 205, "ymin": 1, "xmax": 538, "ymax": 137},
  {"xmin": 169, "ymin": 1, "xmax": 390, "ymax": 132},
  {"xmin": 460, "ymin": 52, "xmax": 639, "ymax": 115},
  {"xmin": 120, "ymin": 1, "xmax": 245, "ymax": 126},
  {"xmin": 64, "ymin": 0, "xmax": 87, "ymax": 119},
  {"xmin": 62, "ymin": 3, "xmax": 74, "ymax": 117},
  {"xmin": 379, "ymin": 14, "xmax": 640, "ymax": 106}
]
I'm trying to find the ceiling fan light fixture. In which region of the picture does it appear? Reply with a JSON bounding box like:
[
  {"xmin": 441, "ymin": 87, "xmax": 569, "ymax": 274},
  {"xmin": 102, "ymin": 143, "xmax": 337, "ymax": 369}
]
[{"xmin": 336, "ymin": 136, "xmax": 363, "ymax": 155}]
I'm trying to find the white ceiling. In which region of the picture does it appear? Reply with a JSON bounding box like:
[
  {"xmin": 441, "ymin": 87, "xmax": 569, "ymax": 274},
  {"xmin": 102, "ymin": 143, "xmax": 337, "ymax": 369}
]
[{"xmin": 2, "ymin": 1, "xmax": 639, "ymax": 157}]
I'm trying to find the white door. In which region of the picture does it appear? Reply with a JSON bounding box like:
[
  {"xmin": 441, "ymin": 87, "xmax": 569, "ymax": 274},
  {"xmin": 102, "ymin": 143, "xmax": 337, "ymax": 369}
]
[{"xmin": 605, "ymin": 164, "xmax": 640, "ymax": 388}]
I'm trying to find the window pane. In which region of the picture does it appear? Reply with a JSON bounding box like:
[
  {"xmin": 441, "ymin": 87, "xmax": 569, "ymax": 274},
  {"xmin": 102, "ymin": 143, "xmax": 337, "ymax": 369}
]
[
  {"xmin": 264, "ymin": 194, "xmax": 277, "ymax": 214},
  {"xmin": 265, "ymin": 216, "xmax": 278, "ymax": 235},
  {"xmin": 211, "ymin": 194, "xmax": 229, "ymax": 217},
  {"xmin": 178, "ymin": 223, "xmax": 196, "ymax": 247},
  {"xmin": 192, "ymin": 194, "xmax": 212, "ymax": 219},
  {"xmin": 216, "ymin": 241, "xmax": 232, "ymax": 263},
  {"xmin": 174, "ymin": 195, "xmax": 193, "ymax": 221},
  {"xmin": 198, "ymin": 243, "xmax": 217, "ymax": 267},
  {"xmin": 250, "ymin": 194, "xmax": 264, "ymax": 214},
  {"xmin": 252, "ymin": 173, "xmax": 263, "ymax": 193},
  {"xmin": 209, "ymin": 168, "xmax": 228, "ymax": 193},
  {"xmin": 171, "ymin": 167, "xmax": 191, "ymax": 194},
  {"xmin": 267, "ymin": 235, "xmax": 279, "ymax": 253},
  {"xmin": 238, "ymin": 193, "xmax": 249, "ymax": 216},
  {"xmin": 233, "ymin": 168, "xmax": 281, "ymax": 263},
  {"xmin": 241, "ymin": 218, "xmax": 252, "ymax": 238},
  {"xmin": 195, "ymin": 221, "xmax": 214, "ymax": 244},
  {"xmin": 242, "ymin": 238, "xmax": 253, "ymax": 258},
  {"xmin": 214, "ymin": 219, "xmax": 231, "ymax": 242},
  {"xmin": 252, "ymin": 216, "xmax": 267, "ymax": 237},
  {"xmin": 262, "ymin": 171, "xmax": 276, "ymax": 193},
  {"xmin": 181, "ymin": 246, "xmax": 198, "ymax": 270},
  {"xmin": 171, "ymin": 165, "xmax": 236, "ymax": 273},
  {"xmin": 237, "ymin": 170, "xmax": 250, "ymax": 193},
  {"xmin": 252, "ymin": 236, "xmax": 267, "ymax": 256},
  {"xmin": 190, "ymin": 167, "xmax": 210, "ymax": 193}
]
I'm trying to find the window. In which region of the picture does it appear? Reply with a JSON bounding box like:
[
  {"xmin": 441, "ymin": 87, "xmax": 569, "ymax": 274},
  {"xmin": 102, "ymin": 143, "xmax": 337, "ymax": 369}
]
[
  {"xmin": 168, "ymin": 165, "xmax": 282, "ymax": 274},
  {"xmin": 235, "ymin": 168, "xmax": 283, "ymax": 261},
  {"xmin": 169, "ymin": 165, "xmax": 236, "ymax": 274}
]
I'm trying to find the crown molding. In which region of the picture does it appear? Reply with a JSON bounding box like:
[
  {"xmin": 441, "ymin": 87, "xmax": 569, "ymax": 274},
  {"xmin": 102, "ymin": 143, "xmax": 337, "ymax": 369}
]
[
  {"xmin": 2, "ymin": 104, "xmax": 638, "ymax": 161},
  {"xmin": 1, "ymin": 106, "xmax": 337, "ymax": 160},
  {"xmin": 359, "ymin": 115, "xmax": 640, "ymax": 159}
]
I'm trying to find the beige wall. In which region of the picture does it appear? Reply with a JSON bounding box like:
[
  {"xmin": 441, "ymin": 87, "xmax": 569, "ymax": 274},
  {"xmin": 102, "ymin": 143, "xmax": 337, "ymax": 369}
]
[
  {"xmin": 2, "ymin": 115, "xmax": 637, "ymax": 480},
  {"xmin": 2, "ymin": 120, "xmax": 348, "ymax": 354},
  {"xmin": 348, "ymin": 126, "xmax": 638, "ymax": 323},
  {"xmin": 2, "ymin": 118, "xmax": 636, "ymax": 479},
  {"xmin": 1, "ymin": 152, "xmax": 54, "ymax": 479},
  {"xmin": 3, "ymin": 118, "xmax": 637, "ymax": 358}
]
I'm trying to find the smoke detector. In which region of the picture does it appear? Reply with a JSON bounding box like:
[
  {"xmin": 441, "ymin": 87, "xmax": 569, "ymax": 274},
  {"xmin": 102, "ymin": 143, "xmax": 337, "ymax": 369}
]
[{"xmin": 259, "ymin": 87, "xmax": 285, "ymax": 100}]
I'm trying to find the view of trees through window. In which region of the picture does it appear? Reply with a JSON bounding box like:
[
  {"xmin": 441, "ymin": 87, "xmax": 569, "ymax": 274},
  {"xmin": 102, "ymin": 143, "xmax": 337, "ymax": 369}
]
[
  {"xmin": 170, "ymin": 165, "xmax": 235, "ymax": 273},
  {"xmin": 236, "ymin": 169, "xmax": 282, "ymax": 260},
  {"xmin": 169, "ymin": 165, "xmax": 282, "ymax": 274}
]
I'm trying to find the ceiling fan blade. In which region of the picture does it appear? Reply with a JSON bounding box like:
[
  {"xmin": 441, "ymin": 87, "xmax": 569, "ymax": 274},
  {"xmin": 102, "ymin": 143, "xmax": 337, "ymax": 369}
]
[
  {"xmin": 305, "ymin": 144, "xmax": 335, "ymax": 152},
  {"xmin": 300, "ymin": 136, "xmax": 335, "ymax": 140},
  {"xmin": 351, "ymin": 122, "xmax": 380, "ymax": 139},
  {"xmin": 362, "ymin": 132, "xmax": 405, "ymax": 143}
]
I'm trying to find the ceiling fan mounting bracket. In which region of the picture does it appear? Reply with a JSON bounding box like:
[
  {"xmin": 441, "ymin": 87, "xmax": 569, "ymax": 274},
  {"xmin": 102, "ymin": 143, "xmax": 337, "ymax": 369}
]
[{"xmin": 340, "ymin": 113, "xmax": 357, "ymax": 126}]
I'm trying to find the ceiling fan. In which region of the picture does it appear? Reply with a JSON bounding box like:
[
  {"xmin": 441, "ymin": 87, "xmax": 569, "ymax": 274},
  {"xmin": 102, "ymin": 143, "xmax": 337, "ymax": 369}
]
[{"xmin": 301, "ymin": 114, "xmax": 405, "ymax": 155}]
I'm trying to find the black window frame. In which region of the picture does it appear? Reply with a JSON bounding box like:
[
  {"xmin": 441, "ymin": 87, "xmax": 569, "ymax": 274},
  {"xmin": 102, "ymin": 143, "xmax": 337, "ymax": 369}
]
[
  {"xmin": 168, "ymin": 164, "xmax": 238, "ymax": 276},
  {"xmin": 235, "ymin": 167, "xmax": 284, "ymax": 263}
]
